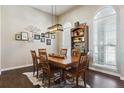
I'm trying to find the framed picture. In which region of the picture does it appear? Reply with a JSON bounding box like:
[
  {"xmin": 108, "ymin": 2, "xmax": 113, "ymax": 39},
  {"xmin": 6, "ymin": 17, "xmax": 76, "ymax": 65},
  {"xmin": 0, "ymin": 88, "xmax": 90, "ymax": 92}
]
[
  {"xmin": 34, "ymin": 34, "xmax": 40, "ymax": 40},
  {"xmin": 41, "ymin": 38, "xmax": 45, "ymax": 42},
  {"xmin": 21, "ymin": 32, "xmax": 28, "ymax": 41},
  {"xmin": 41, "ymin": 33, "xmax": 45, "ymax": 37},
  {"xmin": 45, "ymin": 33, "xmax": 50, "ymax": 38},
  {"xmin": 46, "ymin": 39, "xmax": 51, "ymax": 45},
  {"xmin": 51, "ymin": 35, "xmax": 55, "ymax": 39},
  {"xmin": 15, "ymin": 34, "xmax": 21, "ymax": 40}
]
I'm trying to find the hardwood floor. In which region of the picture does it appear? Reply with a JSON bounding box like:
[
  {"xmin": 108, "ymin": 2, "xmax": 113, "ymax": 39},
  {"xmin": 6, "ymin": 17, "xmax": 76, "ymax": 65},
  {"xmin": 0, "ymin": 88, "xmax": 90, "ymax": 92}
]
[
  {"xmin": 86, "ymin": 70, "xmax": 124, "ymax": 88},
  {"xmin": 0, "ymin": 66, "xmax": 124, "ymax": 88}
]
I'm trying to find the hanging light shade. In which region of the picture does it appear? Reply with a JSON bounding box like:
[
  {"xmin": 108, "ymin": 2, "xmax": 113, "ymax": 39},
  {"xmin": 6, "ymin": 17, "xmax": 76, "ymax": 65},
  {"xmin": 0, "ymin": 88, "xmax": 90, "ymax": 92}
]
[
  {"xmin": 48, "ymin": 24, "xmax": 63, "ymax": 33},
  {"xmin": 48, "ymin": 5, "xmax": 63, "ymax": 34}
]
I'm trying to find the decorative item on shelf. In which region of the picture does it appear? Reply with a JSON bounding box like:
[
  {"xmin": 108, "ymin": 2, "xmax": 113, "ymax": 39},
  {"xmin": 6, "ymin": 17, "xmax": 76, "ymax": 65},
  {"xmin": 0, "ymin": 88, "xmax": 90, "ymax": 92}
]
[
  {"xmin": 48, "ymin": 5, "xmax": 63, "ymax": 34},
  {"xmin": 45, "ymin": 32, "xmax": 50, "ymax": 38},
  {"xmin": 34, "ymin": 34, "xmax": 40, "ymax": 40},
  {"xmin": 80, "ymin": 30, "xmax": 84, "ymax": 35},
  {"xmin": 41, "ymin": 33, "xmax": 45, "ymax": 37},
  {"xmin": 74, "ymin": 32, "xmax": 77, "ymax": 36},
  {"xmin": 46, "ymin": 39, "xmax": 51, "ymax": 45},
  {"xmin": 15, "ymin": 34, "xmax": 21, "ymax": 40},
  {"xmin": 41, "ymin": 38, "xmax": 45, "ymax": 43},
  {"xmin": 74, "ymin": 21, "xmax": 80, "ymax": 27},
  {"xmin": 82, "ymin": 37, "xmax": 85, "ymax": 41},
  {"xmin": 21, "ymin": 32, "xmax": 28, "ymax": 41},
  {"xmin": 51, "ymin": 34, "xmax": 55, "ymax": 39}
]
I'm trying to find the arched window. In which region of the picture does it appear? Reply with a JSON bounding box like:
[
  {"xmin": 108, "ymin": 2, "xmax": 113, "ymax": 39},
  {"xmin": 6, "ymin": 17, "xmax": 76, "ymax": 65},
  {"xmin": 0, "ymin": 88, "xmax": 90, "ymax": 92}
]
[
  {"xmin": 93, "ymin": 6, "xmax": 117, "ymax": 70},
  {"xmin": 62, "ymin": 22, "xmax": 72, "ymax": 56}
]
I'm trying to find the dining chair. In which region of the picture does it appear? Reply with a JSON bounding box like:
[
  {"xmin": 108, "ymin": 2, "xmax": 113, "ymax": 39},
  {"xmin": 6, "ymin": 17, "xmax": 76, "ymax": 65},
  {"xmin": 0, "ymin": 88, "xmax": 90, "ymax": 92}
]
[
  {"xmin": 39, "ymin": 53, "xmax": 60, "ymax": 87},
  {"xmin": 64, "ymin": 53, "xmax": 89, "ymax": 87},
  {"xmin": 60, "ymin": 48, "xmax": 67, "ymax": 57},
  {"xmin": 38, "ymin": 49, "xmax": 61, "ymax": 74},
  {"xmin": 37, "ymin": 50, "xmax": 48, "ymax": 77},
  {"xmin": 31, "ymin": 50, "xmax": 42, "ymax": 78}
]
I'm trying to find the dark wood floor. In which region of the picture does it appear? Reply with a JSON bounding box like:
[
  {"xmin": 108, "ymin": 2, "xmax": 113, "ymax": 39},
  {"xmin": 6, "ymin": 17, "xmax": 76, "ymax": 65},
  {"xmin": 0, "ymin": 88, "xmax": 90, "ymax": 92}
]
[{"xmin": 0, "ymin": 66, "xmax": 124, "ymax": 88}]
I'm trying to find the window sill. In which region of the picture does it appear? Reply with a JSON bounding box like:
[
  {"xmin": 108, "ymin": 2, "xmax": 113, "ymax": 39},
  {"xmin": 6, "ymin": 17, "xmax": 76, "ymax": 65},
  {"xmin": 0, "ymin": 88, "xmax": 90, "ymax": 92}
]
[{"xmin": 92, "ymin": 63, "xmax": 118, "ymax": 72}]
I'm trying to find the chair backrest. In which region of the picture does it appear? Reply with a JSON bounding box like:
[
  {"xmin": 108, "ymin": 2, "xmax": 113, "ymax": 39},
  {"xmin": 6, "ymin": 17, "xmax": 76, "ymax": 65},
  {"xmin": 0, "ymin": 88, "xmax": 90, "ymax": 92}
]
[
  {"xmin": 38, "ymin": 49, "xmax": 47, "ymax": 61},
  {"xmin": 60, "ymin": 48, "xmax": 67, "ymax": 57},
  {"xmin": 30, "ymin": 50, "xmax": 38, "ymax": 65},
  {"xmin": 77, "ymin": 53, "xmax": 89, "ymax": 73},
  {"xmin": 38, "ymin": 49, "xmax": 46, "ymax": 53},
  {"xmin": 72, "ymin": 48, "xmax": 80, "ymax": 56}
]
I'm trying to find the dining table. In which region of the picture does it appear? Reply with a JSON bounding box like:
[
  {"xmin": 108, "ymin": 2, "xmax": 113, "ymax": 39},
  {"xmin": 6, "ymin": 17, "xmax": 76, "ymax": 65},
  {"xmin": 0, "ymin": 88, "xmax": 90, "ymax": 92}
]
[
  {"xmin": 37, "ymin": 54, "xmax": 80, "ymax": 82},
  {"xmin": 47, "ymin": 55, "xmax": 80, "ymax": 81},
  {"xmin": 37, "ymin": 54, "xmax": 80, "ymax": 69},
  {"xmin": 48, "ymin": 55, "xmax": 80, "ymax": 69}
]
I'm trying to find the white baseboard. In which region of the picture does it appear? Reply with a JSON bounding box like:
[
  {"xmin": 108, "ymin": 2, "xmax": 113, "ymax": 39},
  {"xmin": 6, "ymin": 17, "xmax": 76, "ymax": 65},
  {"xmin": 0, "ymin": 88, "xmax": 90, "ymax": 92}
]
[
  {"xmin": 1, "ymin": 64, "xmax": 33, "ymax": 73},
  {"xmin": 89, "ymin": 67, "xmax": 120, "ymax": 77}
]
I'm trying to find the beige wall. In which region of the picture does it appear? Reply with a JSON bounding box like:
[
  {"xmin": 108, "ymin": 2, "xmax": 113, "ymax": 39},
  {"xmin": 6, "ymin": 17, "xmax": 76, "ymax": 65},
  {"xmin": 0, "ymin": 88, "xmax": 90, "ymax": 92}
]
[
  {"xmin": 58, "ymin": 5, "xmax": 124, "ymax": 79},
  {"xmin": 1, "ymin": 6, "xmax": 59, "ymax": 70}
]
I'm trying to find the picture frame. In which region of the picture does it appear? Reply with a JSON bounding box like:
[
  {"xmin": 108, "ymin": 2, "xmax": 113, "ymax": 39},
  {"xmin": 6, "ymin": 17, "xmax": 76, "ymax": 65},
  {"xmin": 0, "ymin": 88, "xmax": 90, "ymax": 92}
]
[
  {"xmin": 15, "ymin": 34, "xmax": 21, "ymax": 40},
  {"xmin": 41, "ymin": 38, "xmax": 45, "ymax": 42},
  {"xmin": 51, "ymin": 35, "xmax": 55, "ymax": 39},
  {"xmin": 45, "ymin": 33, "xmax": 50, "ymax": 38},
  {"xmin": 34, "ymin": 34, "xmax": 40, "ymax": 40},
  {"xmin": 41, "ymin": 33, "xmax": 45, "ymax": 37},
  {"xmin": 46, "ymin": 39, "xmax": 51, "ymax": 45},
  {"xmin": 21, "ymin": 32, "xmax": 28, "ymax": 41}
]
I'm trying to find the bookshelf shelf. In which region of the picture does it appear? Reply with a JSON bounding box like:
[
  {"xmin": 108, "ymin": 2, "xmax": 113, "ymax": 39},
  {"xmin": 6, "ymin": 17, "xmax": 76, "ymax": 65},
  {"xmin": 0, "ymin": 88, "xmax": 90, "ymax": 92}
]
[{"xmin": 71, "ymin": 23, "xmax": 89, "ymax": 53}]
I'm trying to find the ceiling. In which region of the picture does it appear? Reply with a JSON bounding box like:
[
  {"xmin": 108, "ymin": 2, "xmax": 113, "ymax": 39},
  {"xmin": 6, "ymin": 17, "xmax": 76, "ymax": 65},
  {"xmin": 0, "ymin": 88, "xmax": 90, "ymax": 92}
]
[{"xmin": 31, "ymin": 5, "xmax": 78, "ymax": 16}]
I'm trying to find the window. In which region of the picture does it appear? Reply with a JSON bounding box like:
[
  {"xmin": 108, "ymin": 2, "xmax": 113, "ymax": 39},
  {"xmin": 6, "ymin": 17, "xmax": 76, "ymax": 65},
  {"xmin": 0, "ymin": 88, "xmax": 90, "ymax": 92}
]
[
  {"xmin": 93, "ymin": 6, "xmax": 117, "ymax": 70},
  {"xmin": 62, "ymin": 22, "xmax": 72, "ymax": 56}
]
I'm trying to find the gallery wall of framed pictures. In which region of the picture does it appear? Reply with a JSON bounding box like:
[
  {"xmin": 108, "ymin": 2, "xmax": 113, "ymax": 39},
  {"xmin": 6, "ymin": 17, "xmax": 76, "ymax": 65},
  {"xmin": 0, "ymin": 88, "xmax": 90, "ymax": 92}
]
[{"xmin": 15, "ymin": 32, "xmax": 55, "ymax": 45}]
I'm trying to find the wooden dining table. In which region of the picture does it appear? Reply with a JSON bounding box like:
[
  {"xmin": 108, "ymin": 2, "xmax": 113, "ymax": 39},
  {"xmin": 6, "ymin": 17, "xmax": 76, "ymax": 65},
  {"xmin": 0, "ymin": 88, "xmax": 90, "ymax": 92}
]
[
  {"xmin": 37, "ymin": 54, "xmax": 80, "ymax": 82},
  {"xmin": 48, "ymin": 55, "xmax": 80, "ymax": 69},
  {"xmin": 37, "ymin": 54, "xmax": 80, "ymax": 69}
]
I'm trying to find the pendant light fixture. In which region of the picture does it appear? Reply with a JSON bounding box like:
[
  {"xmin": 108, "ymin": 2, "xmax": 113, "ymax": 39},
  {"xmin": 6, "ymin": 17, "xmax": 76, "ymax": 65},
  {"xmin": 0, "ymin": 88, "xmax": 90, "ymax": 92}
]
[{"xmin": 48, "ymin": 5, "xmax": 63, "ymax": 34}]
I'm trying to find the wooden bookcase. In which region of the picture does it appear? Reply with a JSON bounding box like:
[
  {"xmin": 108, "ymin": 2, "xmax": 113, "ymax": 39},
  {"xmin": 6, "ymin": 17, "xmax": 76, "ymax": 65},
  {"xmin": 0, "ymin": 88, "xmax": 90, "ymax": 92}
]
[{"xmin": 71, "ymin": 23, "xmax": 89, "ymax": 53}]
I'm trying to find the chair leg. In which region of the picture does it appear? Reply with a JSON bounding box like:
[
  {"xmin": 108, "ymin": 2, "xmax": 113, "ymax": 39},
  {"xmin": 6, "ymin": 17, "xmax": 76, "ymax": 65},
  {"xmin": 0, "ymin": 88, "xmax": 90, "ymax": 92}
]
[
  {"xmin": 48, "ymin": 77, "xmax": 51, "ymax": 87},
  {"xmin": 72, "ymin": 77, "xmax": 75, "ymax": 82},
  {"xmin": 76, "ymin": 76, "xmax": 79, "ymax": 86},
  {"xmin": 37, "ymin": 67, "xmax": 39, "ymax": 78},
  {"xmin": 42, "ymin": 73, "xmax": 45, "ymax": 84},
  {"xmin": 83, "ymin": 72, "xmax": 86, "ymax": 88},
  {"xmin": 33, "ymin": 66, "xmax": 35, "ymax": 76}
]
